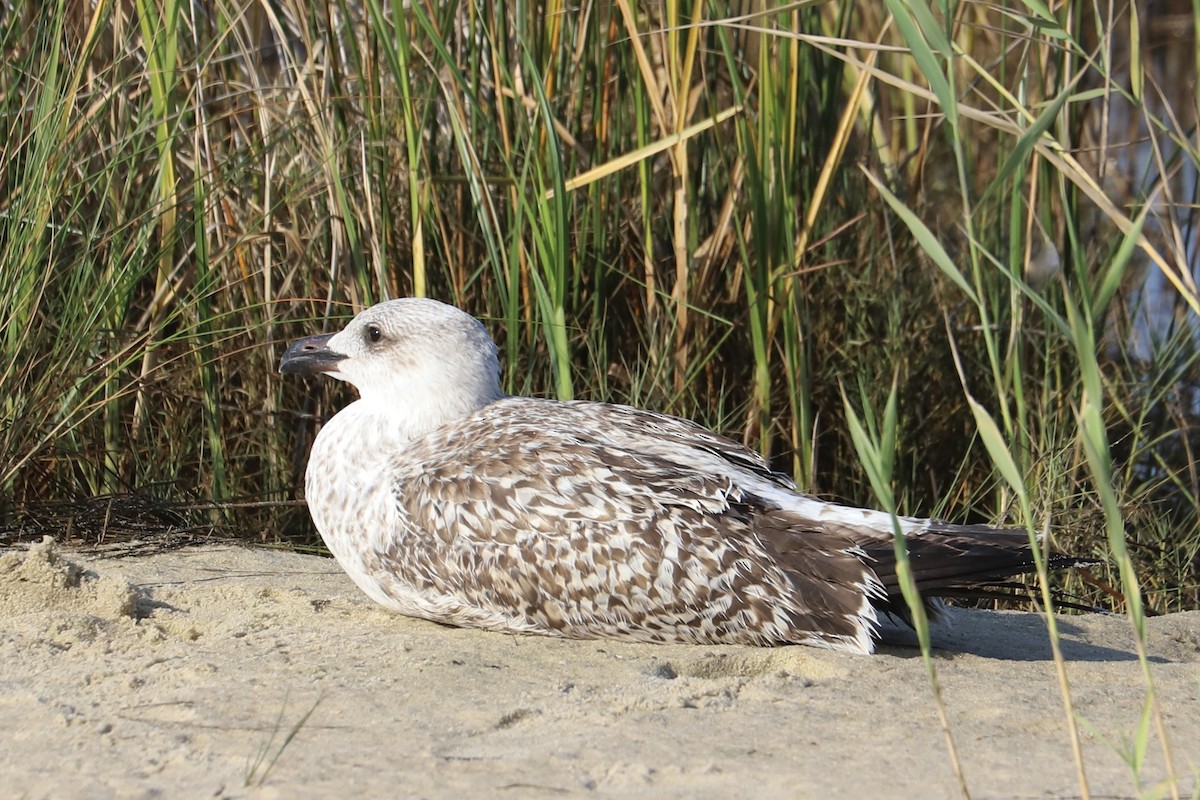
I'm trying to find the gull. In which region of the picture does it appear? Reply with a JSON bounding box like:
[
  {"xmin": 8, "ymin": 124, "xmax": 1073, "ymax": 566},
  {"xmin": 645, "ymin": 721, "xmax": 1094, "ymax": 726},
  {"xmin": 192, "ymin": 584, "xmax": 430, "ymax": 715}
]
[{"xmin": 280, "ymin": 298, "xmax": 1087, "ymax": 654}]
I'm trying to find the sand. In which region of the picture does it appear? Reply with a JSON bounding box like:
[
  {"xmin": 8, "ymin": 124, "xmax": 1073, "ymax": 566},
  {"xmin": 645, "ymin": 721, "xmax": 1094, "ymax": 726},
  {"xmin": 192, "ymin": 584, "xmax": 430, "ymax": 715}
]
[{"xmin": 1, "ymin": 537, "xmax": 1196, "ymax": 799}]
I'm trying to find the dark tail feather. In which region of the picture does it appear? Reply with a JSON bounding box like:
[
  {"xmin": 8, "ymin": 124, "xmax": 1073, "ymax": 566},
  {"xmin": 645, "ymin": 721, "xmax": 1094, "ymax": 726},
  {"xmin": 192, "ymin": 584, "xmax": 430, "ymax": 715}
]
[
  {"xmin": 932, "ymin": 583, "xmax": 1108, "ymax": 614},
  {"xmin": 854, "ymin": 522, "xmax": 1097, "ymax": 608}
]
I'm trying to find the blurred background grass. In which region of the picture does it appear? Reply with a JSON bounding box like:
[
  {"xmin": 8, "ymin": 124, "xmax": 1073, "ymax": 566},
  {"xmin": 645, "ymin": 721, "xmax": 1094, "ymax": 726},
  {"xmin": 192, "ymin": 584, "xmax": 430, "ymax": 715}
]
[{"xmin": 1, "ymin": 0, "xmax": 1197, "ymax": 617}]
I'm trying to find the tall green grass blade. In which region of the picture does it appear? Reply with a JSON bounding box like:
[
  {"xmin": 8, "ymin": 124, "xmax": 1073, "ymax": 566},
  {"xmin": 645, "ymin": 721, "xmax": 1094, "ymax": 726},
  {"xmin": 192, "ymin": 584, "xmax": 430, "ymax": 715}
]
[
  {"xmin": 841, "ymin": 381, "xmax": 970, "ymax": 798},
  {"xmin": 1093, "ymin": 201, "xmax": 1150, "ymax": 320},
  {"xmin": 964, "ymin": 395, "xmax": 1030, "ymax": 522},
  {"xmin": 883, "ymin": 0, "xmax": 958, "ymax": 131},
  {"xmin": 862, "ymin": 168, "xmax": 978, "ymax": 304},
  {"xmin": 524, "ymin": 46, "xmax": 573, "ymax": 402},
  {"xmin": 983, "ymin": 89, "xmax": 1073, "ymax": 207},
  {"xmin": 1063, "ymin": 276, "xmax": 1179, "ymax": 794}
]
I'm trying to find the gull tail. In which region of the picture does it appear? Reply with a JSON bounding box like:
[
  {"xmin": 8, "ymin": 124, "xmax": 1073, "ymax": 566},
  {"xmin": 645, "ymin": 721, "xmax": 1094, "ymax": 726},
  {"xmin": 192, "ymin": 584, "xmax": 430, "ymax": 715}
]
[{"xmin": 853, "ymin": 522, "xmax": 1098, "ymax": 617}]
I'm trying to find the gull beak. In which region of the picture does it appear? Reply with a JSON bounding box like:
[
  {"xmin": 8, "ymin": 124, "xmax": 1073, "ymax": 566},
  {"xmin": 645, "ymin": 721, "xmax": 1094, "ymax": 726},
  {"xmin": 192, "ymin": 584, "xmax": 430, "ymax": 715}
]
[{"xmin": 279, "ymin": 333, "xmax": 348, "ymax": 376}]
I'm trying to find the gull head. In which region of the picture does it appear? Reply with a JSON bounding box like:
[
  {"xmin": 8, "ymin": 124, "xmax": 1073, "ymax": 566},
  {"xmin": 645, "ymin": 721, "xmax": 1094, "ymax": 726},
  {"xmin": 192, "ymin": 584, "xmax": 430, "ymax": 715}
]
[{"xmin": 280, "ymin": 298, "xmax": 502, "ymax": 431}]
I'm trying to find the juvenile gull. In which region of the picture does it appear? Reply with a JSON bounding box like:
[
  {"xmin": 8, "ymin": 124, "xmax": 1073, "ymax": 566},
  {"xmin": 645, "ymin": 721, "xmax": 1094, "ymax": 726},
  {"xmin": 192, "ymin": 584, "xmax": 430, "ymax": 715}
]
[{"xmin": 281, "ymin": 298, "xmax": 1087, "ymax": 654}]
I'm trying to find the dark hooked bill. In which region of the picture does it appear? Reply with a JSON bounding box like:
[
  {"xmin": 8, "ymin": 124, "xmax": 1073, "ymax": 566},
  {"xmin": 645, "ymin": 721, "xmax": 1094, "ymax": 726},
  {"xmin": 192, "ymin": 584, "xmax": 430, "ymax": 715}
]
[{"xmin": 279, "ymin": 333, "xmax": 347, "ymax": 375}]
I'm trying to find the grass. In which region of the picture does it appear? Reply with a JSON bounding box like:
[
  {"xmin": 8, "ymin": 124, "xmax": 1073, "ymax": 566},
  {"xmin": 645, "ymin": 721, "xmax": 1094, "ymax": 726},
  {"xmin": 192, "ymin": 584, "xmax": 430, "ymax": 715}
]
[
  {"xmin": 244, "ymin": 692, "xmax": 323, "ymax": 788},
  {"xmin": 1, "ymin": 0, "xmax": 1197, "ymax": 795}
]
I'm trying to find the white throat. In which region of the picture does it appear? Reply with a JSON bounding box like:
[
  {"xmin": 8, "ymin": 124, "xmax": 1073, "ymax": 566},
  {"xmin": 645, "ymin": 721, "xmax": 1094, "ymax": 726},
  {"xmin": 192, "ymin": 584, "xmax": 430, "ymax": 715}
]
[{"xmin": 352, "ymin": 382, "xmax": 500, "ymax": 444}]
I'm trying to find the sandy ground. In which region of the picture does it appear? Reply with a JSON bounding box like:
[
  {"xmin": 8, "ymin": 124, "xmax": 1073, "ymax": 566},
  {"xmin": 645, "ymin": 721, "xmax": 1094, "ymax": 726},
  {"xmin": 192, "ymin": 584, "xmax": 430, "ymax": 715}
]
[{"xmin": 1, "ymin": 538, "xmax": 1196, "ymax": 800}]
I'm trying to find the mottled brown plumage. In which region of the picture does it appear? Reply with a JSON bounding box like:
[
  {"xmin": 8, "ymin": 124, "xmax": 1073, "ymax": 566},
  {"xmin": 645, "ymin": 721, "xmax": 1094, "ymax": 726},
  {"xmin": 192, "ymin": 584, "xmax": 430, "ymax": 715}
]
[{"xmin": 281, "ymin": 298, "xmax": 1087, "ymax": 654}]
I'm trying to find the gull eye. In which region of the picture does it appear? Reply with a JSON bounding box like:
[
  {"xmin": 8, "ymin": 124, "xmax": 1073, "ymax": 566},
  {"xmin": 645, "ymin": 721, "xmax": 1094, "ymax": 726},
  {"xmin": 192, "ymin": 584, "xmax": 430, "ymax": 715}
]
[{"xmin": 366, "ymin": 325, "xmax": 383, "ymax": 344}]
